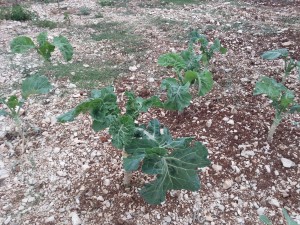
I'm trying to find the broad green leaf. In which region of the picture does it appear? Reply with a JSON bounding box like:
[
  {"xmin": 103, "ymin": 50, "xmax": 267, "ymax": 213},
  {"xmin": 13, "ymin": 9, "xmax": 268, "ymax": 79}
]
[
  {"xmin": 57, "ymin": 109, "xmax": 77, "ymax": 122},
  {"xmin": 53, "ymin": 35, "xmax": 73, "ymax": 61},
  {"xmin": 140, "ymin": 141, "xmax": 211, "ymax": 204},
  {"xmin": 261, "ymin": 49, "xmax": 288, "ymax": 60},
  {"xmin": 37, "ymin": 32, "xmax": 48, "ymax": 46},
  {"xmin": 180, "ymin": 48, "xmax": 201, "ymax": 72},
  {"xmin": 280, "ymin": 90, "xmax": 294, "ymax": 110},
  {"xmin": 124, "ymin": 119, "xmax": 194, "ymax": 173},
  {"xmin": 290, "ymin": 104, "xmax": 300, "ymax": 114},
  {"xmin": 158, "ymin": 53, "xmax": 186, "ymax": 72},
  {"xmin": 10, "ymin": 36, "xmax": 35, "ymax": 53},
  {"xmin": 21, "ymin": 75, "xmax": 52, "ymax": 99},
  {"xmin": 253, "ymin": 76, "xmax": 286, "ymax": 100},
  {"xmin": 161, "ymin": 78, "xmax": 192, "ymax": 112},
  {"xmin": 123, "ymin": 154, "xmax": 145, "ymax": 171},
  {"xmin": 57, "ymin": 86, "xmax": 119, "ymax": 130},
  {"xmin": 259, "ymin": 215, "xmax": 272, "ymax": 225},
  {"xmin": 0, "ymin": 109, "xmax": 8, "ymax": 116},
  {"xmin": 197, "ymin": 70, "xmax": 213, "ymax": 96},
  {"xmin": 184, "ymin": 70, "xmax": 197, "ymax": 83},
  {"xmin": 282, "ymin": 208, "xmax": 299, "ymax": 225},
  {"xmin": 7, "ymin": 95, "xmax": 19, "ymax": 110},
  {"xmin": 109, "ymin": 115, "xmax": 135, "ymax": 149},
  {"xmin": 37, "ymin": 41, "xmax": 55, "ymax": 61}
]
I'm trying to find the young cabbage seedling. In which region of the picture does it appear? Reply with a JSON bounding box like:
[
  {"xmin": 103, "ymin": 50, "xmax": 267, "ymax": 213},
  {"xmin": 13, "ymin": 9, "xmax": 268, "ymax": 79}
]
[
  {"xmin": 0, "ymin": 75, "xmax": 52, "ymax": 153},
  {"xmin": 254, "ymin": 76, "xmax": 300, "ymax": 142},
  {"xmin": 259, "ymin": 208, "xmax": 299, "ymax": 225},
  {"xmin": 158, "ymin": 30, "xmax": 226, "ymax": 112},
  {"xmin": 57, "ymin": 86, "xmax": 211, "ymax": 204},
  {"xmin": 261, "ymin": 48, "xmax": 300, "ymax": 83},
  {"xmin": 10, "ymin": 31, "xmax": 73, "ymax": 62}
]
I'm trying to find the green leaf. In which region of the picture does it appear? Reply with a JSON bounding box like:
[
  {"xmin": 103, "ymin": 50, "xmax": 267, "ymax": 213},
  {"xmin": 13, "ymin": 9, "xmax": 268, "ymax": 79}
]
[
  {"xmin": 57, "ymin": 86, "xmax": 119, "ymax": 131},
  {"xmin": 140, "ymin": 141, "xmax": 211, "ymax": 204},
  {"xmin": 109, "ymin": 115, "xmax": 135, "ymax": 149},
  {"xmin": 197, "ymin": 70, "xmax": 213, "ymax": 96},
  {"xmin": 180, "ymin": 48, "xmax": 201, "ymax": 72},
  {"xmin": 37, "ymin": 41, "xmax": 55, "ymax": 61},
  {"xmin": 161, "ymin": 78, "xmax": 192, "ymax": 112},
  {"xmin": 125, "ymin": 92, "xmax": 162, "ymax": 119},
  {"xmin": 123, "ymin": 154, "xmax": 145, "ymax": 171},
  {"xmin": 280, "ymin": 90, "xmax": 295, "ymax": 109},
  {"xmin": 220, "ymin": 46, "xmax": 227, "ymax": 54},
  {"xmin": 0, "ymin": 109, "xmax": 8, "ymax": 116},
  {"xmin": 21, "ymin": 75, "xmax": 52, "ymax": 99},
  {"xmin": 282, "ymin": 208, "xmax": 299, "ymax": 225},
  {"xmin": 184, "ymin": 70, "xmax": 198, "ymax": 83},
  {"xmin": 261, "ymin": 49, "xmax": 289, "ymax": 60},
  {"xmin": 290, "ymin": 104, "xmax": 300, "ymax": 114},
  {"xmin": 10, "ymin": 36, "xmax": 35, "ymax": 53},
  {"xmin": 53, "ymin": 35, "xmax": 73, "ymax": 61},
  {"xmin": 57, "ymin": 109, "xmax": 77, "ymax": 122},
  {"xmin": 7, "ymin": 95, "xmax": 19, "ymax": 110},
  {"xmin": 210, "ymin": 39, "xmax": 221, "ymax": 53},
  {"xmin": 158, "ymin": 53, "xmax": 186, "ymax": 72},
  {"xmin": 259, "ymin": 215, "xmax": 272, "ymax": 225},
  {"xmin": 253, "ymin": 76, "xmax": 286, "ymax": 100},
  {"xmin": 37, "ymin": 32, "xmax": 48, "ymax": 46}
]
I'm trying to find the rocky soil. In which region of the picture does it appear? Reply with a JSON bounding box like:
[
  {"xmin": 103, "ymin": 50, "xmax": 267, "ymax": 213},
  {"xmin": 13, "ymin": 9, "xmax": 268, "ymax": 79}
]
[{"xmin": 0, "ymin": 0, "xmax": 299, "ymax": 224}]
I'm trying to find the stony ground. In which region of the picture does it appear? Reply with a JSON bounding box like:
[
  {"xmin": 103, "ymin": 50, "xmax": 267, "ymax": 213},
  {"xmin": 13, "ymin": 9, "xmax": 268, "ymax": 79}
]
[{"xmin": 0, "ymin": 0, "xmax": 299, "ymax": 224}]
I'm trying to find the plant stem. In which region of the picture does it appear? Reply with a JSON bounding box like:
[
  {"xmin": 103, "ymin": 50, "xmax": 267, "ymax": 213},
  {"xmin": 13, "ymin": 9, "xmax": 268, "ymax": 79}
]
[
  {"xmin": 122, "ymin": 150, "xmax": 132, "ymax": 187},
  {"xmin": 267, "ymin": 111, "xmax": 283, "ymax": 142}
]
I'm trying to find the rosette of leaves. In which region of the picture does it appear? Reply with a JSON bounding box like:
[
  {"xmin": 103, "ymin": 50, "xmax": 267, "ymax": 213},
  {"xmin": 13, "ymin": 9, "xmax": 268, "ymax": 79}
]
[
  {"xmin": 124, "ymin": 119, "xmax": 210, "ymax": 204},
  {"xmin": 57, "ymin": 86, "xmax": 211, "ymax": 204},
  {"xmin": 254, "ymin": 76, "xmax": 300, "ymax": 142},
  {"xmin": 261, "ymin": 49, "xmax": 300, "ymax": 83},
  {"xmin": 10, "ymin": 32, "xmax": 73, "ymax": 62},
  {"xmin": 158, "ymin": 31, "xmax": 226, "ymax": 112}
]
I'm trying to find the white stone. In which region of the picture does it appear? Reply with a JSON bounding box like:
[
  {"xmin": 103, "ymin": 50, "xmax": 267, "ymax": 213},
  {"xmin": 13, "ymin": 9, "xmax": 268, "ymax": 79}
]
[
  {"xmin": 227, "ymin": 119, "xmax": 234, "ymax": 125},
  {"xmin": 70, "ymin": 212, "xmax": 82, "ymax": 225},
  {"xmin": 0, "ymin": 169, "xmax": 9, "ymax": 181},
  {"xmin": 67, "ymin": 83, "xmax": 77, "ymax": 88},
  {"xmin": 269, "ymin": 198, "xmax": 280, "ymax": 207},
  {"xmin": 257, "ymin": 207, "xmax": 265, "ymax": 215},
  {"xmin": 164, "ymin": 216, "xmax": 172, "ymax": 223},
  {"xmin": 129, "ymin": 66, "xmax": 138, "ymax": 72},
  {"xmin": 103, "ymin": 179, "xmax": 110, "ymax": 186},
  {"xmin": 281, "ymin": 158, "xmax": 295, "ymax": 168},
  {"xmin": 45, "ymin": 216, "xmax": 55, "ymax": 223},
  {"xmin": 212, "ymin": 164, "xmax": 222, "ymax": 172},
  {"xmin": 265, "ymin": 165, "xmax": 271, "ymax": 173},
  {"xmin": 206, "ymin": 119, "xmax": 212, "ymax": 128},
  {"xmin": 83, "ymin": 64, "xmax": 89, "ymax": 68},
  {"xmin": 57, "ymin": 171, "xmax": 67, "ymax": 177},
  {"xmin": 148, "ymin": 77, "xmax": 155, "ymax": 82},
  {"xmin": 223, "ymin": 179, "xmax": 234, "ymax": 189},
  {"xmin": 241, "ymin": 150, "xmax": 255, "ymax": 158}
]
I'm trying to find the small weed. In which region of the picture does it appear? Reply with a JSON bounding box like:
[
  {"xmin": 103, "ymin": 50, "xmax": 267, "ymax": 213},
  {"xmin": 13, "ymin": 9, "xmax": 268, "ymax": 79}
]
[
  {"xmin": 160, "ymin": 0, "xmax": 199, "ymax": 5},
  {"xmin": 79, "ymin": 6, "xmax": 91, "ymax": 16},
  {"xmin": 98, "ymin": 0, "xmax": 116, "ymax": 6},
  {"xmin": 0, "ymin": 4, "xmax": 33, "ymax": 21},
  {"xmin": 33, "ymin": 19, "xmax": 57, "ymax": 29},
  {"xmin": 280, "ymin": 16, "xmax": 300, "ymax": 25},
  {"xmin": 95, "ymin": 12, "xmax": 104, "ymax": 18}
]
